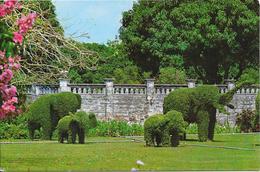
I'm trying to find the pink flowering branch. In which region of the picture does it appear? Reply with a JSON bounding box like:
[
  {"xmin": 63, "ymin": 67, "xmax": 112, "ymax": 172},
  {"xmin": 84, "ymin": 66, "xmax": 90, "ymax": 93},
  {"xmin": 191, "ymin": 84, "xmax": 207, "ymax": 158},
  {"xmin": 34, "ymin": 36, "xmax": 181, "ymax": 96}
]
[{"xmin": 0, "ymin": 0, "xmax": 36, "ymax": 119}]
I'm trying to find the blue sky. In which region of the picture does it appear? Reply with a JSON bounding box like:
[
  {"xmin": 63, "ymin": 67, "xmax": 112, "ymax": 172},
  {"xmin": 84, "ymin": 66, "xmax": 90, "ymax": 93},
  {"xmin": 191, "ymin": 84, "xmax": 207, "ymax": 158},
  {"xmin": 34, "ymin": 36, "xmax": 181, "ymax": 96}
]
[{"xmin": 53, "ymin": 0, "xmax": 135, "ymax": 44}]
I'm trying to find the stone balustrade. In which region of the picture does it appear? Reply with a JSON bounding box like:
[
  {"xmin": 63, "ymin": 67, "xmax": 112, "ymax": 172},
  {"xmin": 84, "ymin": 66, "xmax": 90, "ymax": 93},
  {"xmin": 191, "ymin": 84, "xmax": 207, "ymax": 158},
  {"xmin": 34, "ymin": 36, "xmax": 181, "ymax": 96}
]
[{"xmin": 22, "ymin": 78, "xmax": 259, "ymax": 125}]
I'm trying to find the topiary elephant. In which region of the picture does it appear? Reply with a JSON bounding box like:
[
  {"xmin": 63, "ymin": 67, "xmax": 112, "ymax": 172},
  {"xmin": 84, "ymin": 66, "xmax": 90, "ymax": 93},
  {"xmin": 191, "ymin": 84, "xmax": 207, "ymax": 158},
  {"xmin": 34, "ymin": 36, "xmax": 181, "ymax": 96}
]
[
  {"xmin": 163, "ymin": 82, "xmax": 250, "ymax": 142},
  {"xmin": 144, "ymin": 110, "xmax": 187, "ymax": 147},
  {"xmin": 57, "ymin": 111, "xmax": 97, "ymax": 144},
  {"xmin": 26, "ymin": 92, "xmax": 81, "ymax": 140}
]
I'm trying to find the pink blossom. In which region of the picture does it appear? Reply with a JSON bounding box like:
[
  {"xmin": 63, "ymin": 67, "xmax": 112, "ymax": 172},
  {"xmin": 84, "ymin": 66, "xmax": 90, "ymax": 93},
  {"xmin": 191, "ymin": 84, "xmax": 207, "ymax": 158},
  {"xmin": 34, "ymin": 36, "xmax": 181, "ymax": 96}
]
[
  {"xmin": 17, "ymin": 12, "xmax": 37, "ymax": 34},
  {"xmin": 2, "ymin": 102, "xmax": 16, "ymax": 112},
  {"xmin": 4, "ymin": 0, "xmax": 18, "ymax": 9},
  {"xmin": 13, "ymin": 31, "xmax": 23, "ymax": 44},
  {"xmin": 0, "ymin": 51, "xmax": 5, "ymax": 58},
  {"xmin": 0, "ymin": 4, "xmax": 6, "ymax": 17},
  {"xmin": 0, "ymin": 69, "xmax": 13, "ymax": 83}
]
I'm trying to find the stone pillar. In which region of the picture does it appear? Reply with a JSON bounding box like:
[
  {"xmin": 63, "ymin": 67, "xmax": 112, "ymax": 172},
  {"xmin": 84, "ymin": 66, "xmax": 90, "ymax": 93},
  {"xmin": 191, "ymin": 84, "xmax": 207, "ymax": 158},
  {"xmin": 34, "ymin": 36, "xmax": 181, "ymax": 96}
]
[
  {"xmin": 32, "ymin": 83, "xmax": 40, "ymax": 96},
  {"xmin": 104, "ymin": 78, "xmax": 114, "ymax": 95},
  {"xmin": 59, "ymin": 78, "xmax": 70, "ymax": 92},
  {"xmin": 186, "ymin": 79, "xmax": 196, "ymax": 88},
  {"xmin": 104, "ymin": 78, "xmax": 114, "ymax": 119},
  {"xmin": 145, "ymin": 79, "xmax": 155, "ymax": 116},
  {"xmin": 31, "ymin": 83, "xmax": 40, "ymax": 101},
  {"xmin": 225, "ymin": 79, "xmax": 235, "ymax": 90}
]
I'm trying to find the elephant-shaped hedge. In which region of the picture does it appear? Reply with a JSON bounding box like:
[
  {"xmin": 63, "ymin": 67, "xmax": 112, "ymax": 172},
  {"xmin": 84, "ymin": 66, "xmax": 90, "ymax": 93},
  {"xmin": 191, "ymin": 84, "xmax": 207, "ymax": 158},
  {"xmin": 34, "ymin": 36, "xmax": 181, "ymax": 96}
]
[
  {"xmin": 163, "ymin": 82, "xmax": 250, "ymax": 141},
  {"xmin": 144, "ymin": 110, "xmax": 187, "ymax": 147},
  {"xmin": 26, "ymin": 92, "xmax": 81, "ymax": 140},
  {"xmin": 57, "ymin": 111, "xmax": 97, "ymax": 144}
]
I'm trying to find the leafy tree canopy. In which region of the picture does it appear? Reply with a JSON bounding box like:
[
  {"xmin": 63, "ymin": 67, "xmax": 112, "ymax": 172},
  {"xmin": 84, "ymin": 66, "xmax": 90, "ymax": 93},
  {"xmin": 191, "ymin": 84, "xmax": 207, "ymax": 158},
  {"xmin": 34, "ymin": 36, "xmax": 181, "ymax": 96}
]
[{"xmin": 120, "ymin": 0, "xmax": 259, "ymax": 84}]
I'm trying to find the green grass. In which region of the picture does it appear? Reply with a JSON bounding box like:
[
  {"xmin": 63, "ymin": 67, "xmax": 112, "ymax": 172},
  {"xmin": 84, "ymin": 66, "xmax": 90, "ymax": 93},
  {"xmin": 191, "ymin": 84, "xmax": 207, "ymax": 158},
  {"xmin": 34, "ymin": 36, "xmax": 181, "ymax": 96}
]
[{"xmin": 1, "ymin": 134, "xmax": 259, "ymax": 171}]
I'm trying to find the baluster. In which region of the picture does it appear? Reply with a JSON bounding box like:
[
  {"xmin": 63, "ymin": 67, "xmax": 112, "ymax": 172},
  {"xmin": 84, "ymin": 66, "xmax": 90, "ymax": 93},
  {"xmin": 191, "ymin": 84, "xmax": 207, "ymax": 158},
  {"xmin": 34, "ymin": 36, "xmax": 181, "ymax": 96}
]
[
  {"xmin": 125, "ymin": 88, "xmax": 129, "ymax": 94},
  {"xmin": 140, "ymin": 88, "xmax": 144, "ymax": 94},
  {"xmin": 102, "ymin": 88, "xmax": 106, "ymax": 94},
  {"xmin": 156, "ymin": 88, "xmax": 160, "ymax": 94},
  {"xmin": 130, "ymin": 88, "xmax": 134, "ymax": 94},
  {"xmin": 241, "ymin": 88, "xmax": 245, "ymax": 94},
  {"xmin": 93, "ymin": 88, "xmax": 96, "ymax": 94}
]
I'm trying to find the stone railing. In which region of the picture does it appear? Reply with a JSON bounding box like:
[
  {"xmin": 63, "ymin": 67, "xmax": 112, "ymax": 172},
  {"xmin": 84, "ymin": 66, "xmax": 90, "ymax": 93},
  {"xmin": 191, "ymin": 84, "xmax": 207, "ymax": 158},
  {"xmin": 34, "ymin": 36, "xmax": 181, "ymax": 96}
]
[
  {"xmin": 69, "ymin": 84, "xmax": 106, "ymax": 94},
  {"xmin": 21, "ymin": 78, "xmax": 259, "ymax": 125},
  {"xmin": 113, "ymin": 84, "xmax": 146, "ymax": 94},
  {"xmin": 154, "ymin": 84, "xmax": 188, "ymax": 94}
]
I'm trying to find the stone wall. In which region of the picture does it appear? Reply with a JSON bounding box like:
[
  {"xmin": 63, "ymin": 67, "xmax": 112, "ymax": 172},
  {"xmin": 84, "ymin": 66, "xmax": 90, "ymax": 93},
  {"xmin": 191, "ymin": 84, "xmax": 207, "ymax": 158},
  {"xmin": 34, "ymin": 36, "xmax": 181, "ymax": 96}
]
[{"xmin": 24, "ymin": 79, "xmax": 259, "ymax": 125}]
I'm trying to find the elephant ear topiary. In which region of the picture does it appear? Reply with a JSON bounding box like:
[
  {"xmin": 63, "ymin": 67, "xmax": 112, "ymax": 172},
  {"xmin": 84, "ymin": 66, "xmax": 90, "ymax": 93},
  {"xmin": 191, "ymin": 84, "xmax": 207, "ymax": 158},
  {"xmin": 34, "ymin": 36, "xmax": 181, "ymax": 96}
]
[{"xmin": 163, "ymin": 88, "xmax": 195, "ymax": 122}]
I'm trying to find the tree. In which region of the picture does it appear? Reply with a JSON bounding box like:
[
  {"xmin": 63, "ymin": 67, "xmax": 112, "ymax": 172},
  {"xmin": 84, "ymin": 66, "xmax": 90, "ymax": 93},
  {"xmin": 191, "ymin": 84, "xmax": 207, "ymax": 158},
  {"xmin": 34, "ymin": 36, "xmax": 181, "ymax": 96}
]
[
  {"xmin": 120, "ymin": 0, "xmax": 259, "ymax": 84},
  {"xmin": 2, "ymin": 0, "xmax": 96, "ymax": 84},
  {"xmin": 157, "ymin": 67, "xmax": 186, "ymax": 84},
  {"xmin": 71, "ymin": 41, "xmax": 145, "ymax": 84}
]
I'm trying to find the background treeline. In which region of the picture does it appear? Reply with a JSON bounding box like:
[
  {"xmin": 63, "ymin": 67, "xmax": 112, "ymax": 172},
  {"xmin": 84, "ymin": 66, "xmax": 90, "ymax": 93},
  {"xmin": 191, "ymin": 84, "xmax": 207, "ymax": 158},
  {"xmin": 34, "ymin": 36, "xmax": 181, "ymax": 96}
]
[{"xmin": 9, "ymin": 0, "xmax": 259, "ymax": 85}]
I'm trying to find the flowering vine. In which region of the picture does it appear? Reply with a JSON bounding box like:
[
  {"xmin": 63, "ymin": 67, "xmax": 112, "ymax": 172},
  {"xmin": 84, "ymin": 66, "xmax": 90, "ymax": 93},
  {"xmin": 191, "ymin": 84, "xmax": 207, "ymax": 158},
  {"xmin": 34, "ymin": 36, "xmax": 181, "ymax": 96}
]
[{"xmin": 0, "ymin": 0, "xmax": 37, "ymax": 118}]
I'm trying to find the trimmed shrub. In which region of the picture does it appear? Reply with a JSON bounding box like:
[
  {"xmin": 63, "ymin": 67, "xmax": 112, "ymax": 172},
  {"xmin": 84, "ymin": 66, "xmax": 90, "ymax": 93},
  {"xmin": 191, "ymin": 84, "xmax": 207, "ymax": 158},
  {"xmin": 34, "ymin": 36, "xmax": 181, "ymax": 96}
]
[
  {"xmin": 236, "ymin": 109, "xmax": 256, "ymax": 133},
  {"xmin": 57, "ymin": 111, "xmax": 97, "ymax": 144},
  {"xmin": 26, "ymin": 92, "xmax": 81, "ymax": 140},
  {"xmin": 57, "ymin": 114, "xmax": 78, "ymax": 143},
  {"xmin": 163, "ymin": 85, "xmax": 231, "ymax": 141},
  {"xmin": 144, "ymin": 114, "xmax": 167, "ymax": 147},
  {"xmin": 144, "ymin": 110, "xmax": 186, "ymax": 147},
  {"xmin": 165, "ymin": 110, "xmax": 187, "ymax": 146}
]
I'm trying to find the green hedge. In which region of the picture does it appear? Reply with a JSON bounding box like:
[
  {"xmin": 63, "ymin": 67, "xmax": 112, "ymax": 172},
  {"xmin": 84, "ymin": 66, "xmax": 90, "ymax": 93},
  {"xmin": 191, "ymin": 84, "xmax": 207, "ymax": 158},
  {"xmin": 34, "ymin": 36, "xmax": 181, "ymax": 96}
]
[
  {"xmin": 144, "ymin": 110, "xmax": 186, "ymax": 147},
  {"xmin": 26, "ymin": 92, "xmax": 81, "ymax": 140},
  {"xmin": 57, "ymin": 111, "xmax": 97, "ymax": 144},
  {"xmin": 163, "ymin": 85, "xmax": 227, "ymax": 141}
]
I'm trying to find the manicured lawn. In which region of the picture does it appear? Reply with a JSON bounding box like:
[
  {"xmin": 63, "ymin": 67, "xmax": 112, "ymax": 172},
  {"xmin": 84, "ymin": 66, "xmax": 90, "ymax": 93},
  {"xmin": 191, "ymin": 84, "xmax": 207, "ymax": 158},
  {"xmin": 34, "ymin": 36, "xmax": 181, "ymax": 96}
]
[{"xmin": 1, "ymin": 134, "xmax": 259, "ymax": 171}]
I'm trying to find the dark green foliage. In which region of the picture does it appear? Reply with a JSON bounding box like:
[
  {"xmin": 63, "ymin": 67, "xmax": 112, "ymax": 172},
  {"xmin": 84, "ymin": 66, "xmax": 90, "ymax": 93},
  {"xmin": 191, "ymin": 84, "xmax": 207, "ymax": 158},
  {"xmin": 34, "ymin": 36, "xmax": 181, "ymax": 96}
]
[
  {"xmin": 144, "ymin": 110, "xmax": 186, "ymax": 147},
  {"xmin": 57, "ymin": 111, "xmax": 97, "ymax": 144},
  {"xmin": 88, "ymin": 120, "xmax": 144, "ymax": 137},
  {"xmin": 26, "ymin": 92, "xmax": 81, "ymax": 140},
  {"xmin": 236, "ymin": 109, "xmax": 257, "ymax": 132},
  {"xmin": 120, "ymin": 0, "xmax": 259, "ymax": 83}
]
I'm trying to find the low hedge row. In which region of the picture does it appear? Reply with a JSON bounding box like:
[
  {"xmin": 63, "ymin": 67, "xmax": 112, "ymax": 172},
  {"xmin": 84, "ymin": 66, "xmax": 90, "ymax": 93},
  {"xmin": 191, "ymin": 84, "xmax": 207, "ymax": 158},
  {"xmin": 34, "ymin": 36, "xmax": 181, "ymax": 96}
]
[{"xmin": 88, "ymin": 120, "xmax": 144, "ymax": 137}]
